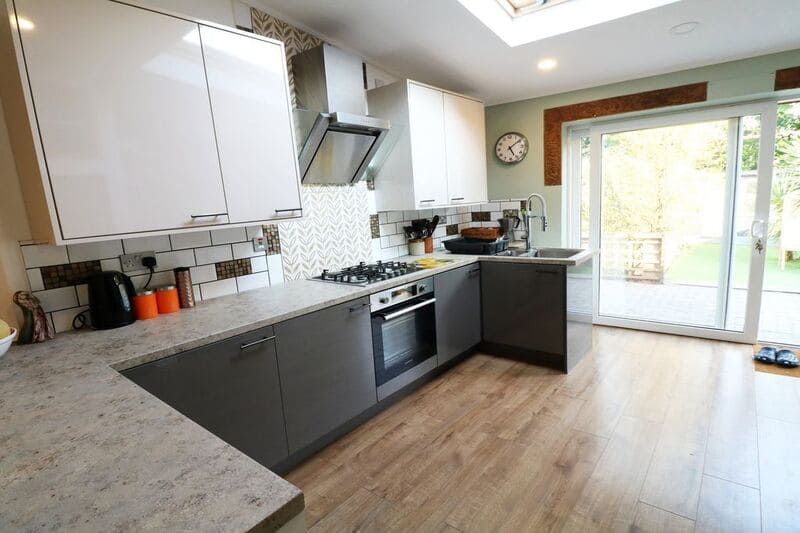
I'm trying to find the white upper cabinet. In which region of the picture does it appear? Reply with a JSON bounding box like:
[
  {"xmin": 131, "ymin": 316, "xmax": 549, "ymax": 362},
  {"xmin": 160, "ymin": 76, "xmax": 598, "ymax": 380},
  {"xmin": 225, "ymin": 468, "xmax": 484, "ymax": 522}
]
[
  {"xmin": 9, "ymin": 0, "xmax": 301, "ymax": 243},
  {"xmin": 407, "ymin": 83, "xmax": 449, "ymax": 207},
  {"xmin": 201, "ymin": 26, "xmax": 301, "ymax": 224},
  {"xmin": 367, "ymin": 80, "xmax": 487, "ymax": 212},
  {"xmin": 15, "ymin": 0, "xmax": 229, "ymax": 240},
  {"xmin": 443, "ymin": 93, "xmax": 488, "ymax": 205}
]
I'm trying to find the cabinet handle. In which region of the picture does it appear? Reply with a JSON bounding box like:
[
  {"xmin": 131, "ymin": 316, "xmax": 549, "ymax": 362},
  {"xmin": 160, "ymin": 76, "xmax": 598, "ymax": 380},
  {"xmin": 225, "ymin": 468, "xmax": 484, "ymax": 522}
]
[
  {"xmin": 419, "ymin": 199, "xmax": 436, "ymax": 203},
  {"xmin": 240, "ymin": 335, "xmax": 276, "ymax": 350},
  {"xmin": 274, "ymin": 208, "xmax": 302, "ymax": 213},
  {"xmin": 190, "ymin": 212, "xmax": 228, "ymax": 219},
  {"xmin": 348, "ymin": 302, "xmax": 370, "ymax": 312},
  {"xmin": 451, "ymin": 197, "xmax": 465, "ymax": 201},
  {"xmin": 468, "ymin": 268, "xmax": 480, "ymax": 276}
]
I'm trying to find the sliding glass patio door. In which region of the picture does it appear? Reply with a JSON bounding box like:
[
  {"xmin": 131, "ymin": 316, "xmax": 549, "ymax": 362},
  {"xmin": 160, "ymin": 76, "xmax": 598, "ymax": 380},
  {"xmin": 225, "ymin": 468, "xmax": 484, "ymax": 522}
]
[{"xmin": 589, "ymin": 103, "xmax": 777, "ymax": 342}]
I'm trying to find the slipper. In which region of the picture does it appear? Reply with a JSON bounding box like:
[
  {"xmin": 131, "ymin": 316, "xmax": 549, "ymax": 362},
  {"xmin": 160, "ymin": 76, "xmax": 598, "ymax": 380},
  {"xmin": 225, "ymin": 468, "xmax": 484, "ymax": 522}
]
[
  {"xmin": 754, "ymin": 346, "xmax": 777, "ymax": 364},
  {"xmin": 776, "ymin": 349, "xmax": 799, "ymax": 368}
]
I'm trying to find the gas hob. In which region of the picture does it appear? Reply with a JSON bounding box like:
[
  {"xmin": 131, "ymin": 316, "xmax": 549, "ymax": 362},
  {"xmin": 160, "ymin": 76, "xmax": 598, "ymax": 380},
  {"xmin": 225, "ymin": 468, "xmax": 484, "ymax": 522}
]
[{"xmin": 310, "ymin": 261, "xmax": 421, "ymax": 286}]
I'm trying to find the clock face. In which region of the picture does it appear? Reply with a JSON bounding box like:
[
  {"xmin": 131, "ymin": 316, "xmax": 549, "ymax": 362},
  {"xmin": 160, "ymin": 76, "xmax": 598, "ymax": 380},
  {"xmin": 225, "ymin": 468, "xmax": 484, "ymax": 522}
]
[{"xmin": 495, "ymin": 132, "xmax": 528, "ymax": 164}]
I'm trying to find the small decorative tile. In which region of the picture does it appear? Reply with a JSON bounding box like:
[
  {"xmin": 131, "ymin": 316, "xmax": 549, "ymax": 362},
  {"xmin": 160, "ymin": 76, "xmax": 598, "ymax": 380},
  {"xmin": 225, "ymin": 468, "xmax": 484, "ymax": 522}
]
[
  {"xmin": 471, "ymin": 211, "xmax": 491, "ymax": 222},
  {"xmin": 41, "ymin": 260, "xmax": 102, "ymax": 289},
  {"xmin": 263, "ymin": 224, "xmax": 281, "ymax": 255},
  {"xmin": 369, "ymin": 214, "xmax": 380, "ymax": 239},
  {"xmin": 215, "ymin": 258, "xmax": 252, "ymax": 280},
  {"xmin": 503, "ymin": 209, "xmax": 520, "ymax": 218},
  {"xmin": 520, "ymin": 200, "xmax": 527, "ymax": 210},
  {"xmin": 446, "ymin": 224, "xmax": 459, "ymax": 236}
]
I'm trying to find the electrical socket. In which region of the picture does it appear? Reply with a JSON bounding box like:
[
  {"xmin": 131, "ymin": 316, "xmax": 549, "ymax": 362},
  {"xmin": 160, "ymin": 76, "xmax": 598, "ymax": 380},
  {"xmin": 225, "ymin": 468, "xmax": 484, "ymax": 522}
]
[{"xmin": 120, "ymin": 251, "xmax": 157, "ymax": 272}]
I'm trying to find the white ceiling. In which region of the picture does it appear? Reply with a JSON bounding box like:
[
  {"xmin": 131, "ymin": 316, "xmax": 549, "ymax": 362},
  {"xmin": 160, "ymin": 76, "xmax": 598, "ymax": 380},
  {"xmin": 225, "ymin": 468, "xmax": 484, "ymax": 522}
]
[{"xmin": 253, "ymin": 0, "xmax": 800, "ymax": 105}]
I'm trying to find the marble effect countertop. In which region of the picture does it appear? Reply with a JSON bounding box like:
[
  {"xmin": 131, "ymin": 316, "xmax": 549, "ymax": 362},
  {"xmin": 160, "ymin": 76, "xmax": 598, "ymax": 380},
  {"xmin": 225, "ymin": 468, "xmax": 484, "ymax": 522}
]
[{"xmin": 0, "ymin": 248, "xmax": 594, "ymax": 531}]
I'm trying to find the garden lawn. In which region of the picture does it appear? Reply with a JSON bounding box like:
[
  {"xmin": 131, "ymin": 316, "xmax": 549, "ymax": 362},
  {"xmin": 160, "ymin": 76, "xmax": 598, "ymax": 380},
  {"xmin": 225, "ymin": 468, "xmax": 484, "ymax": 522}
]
[{"xmin": 665, "ymin": 242, "xmax": 800, "ymax": 292}]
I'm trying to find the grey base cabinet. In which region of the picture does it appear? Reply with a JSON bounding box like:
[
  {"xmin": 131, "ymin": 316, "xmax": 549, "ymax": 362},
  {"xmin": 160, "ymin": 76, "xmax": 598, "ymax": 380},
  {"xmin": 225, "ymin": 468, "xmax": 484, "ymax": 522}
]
[
  {"xmin": 435, "ymin": 264, "xmax": 482, "ymax": 365},
  {"xmin": 121, "ymin": 326, "xmax": 289, "ymax": 469},
  {"xmin": 274, "ymin": 297, "xmax": 376, "ymax": 454},
  {"xmin": 481, "ymin": 262, "xmax": 567, "ymax": 368}
]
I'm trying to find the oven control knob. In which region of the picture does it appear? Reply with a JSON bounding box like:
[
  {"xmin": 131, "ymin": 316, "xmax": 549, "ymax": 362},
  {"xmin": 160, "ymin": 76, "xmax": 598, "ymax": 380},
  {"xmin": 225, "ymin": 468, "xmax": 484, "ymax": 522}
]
[
  {"xmin": 379, "ymin": 297, "xmax": 389, "ymax": 304},
  {"xmin": 419, "ymin": 286, "xmax": 425, "ymax": 292}
]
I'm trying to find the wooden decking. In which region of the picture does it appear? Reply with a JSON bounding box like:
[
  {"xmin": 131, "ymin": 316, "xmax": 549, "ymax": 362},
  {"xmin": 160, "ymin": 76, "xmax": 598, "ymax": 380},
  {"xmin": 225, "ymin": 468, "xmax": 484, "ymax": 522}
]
[{"xmin": 287, "ymin": 326, "xmax": 799, "ymax": 532}]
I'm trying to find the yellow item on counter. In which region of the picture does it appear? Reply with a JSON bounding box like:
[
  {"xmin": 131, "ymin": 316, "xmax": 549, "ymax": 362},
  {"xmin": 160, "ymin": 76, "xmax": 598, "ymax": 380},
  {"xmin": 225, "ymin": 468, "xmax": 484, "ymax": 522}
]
[
  {"xmin": 0, "ymin": 319, "xmax": 10, "ymax": 339},
  {"xmin": 414, "ymin": 258, "xmax": 454, "ymax": 269}
]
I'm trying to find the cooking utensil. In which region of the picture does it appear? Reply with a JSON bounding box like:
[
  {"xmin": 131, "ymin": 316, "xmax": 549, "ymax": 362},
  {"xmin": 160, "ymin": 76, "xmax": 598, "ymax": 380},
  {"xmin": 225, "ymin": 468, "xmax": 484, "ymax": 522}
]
[{"xmin": 429, "ymin": 215, "xmax": 440, "ymax": 235}]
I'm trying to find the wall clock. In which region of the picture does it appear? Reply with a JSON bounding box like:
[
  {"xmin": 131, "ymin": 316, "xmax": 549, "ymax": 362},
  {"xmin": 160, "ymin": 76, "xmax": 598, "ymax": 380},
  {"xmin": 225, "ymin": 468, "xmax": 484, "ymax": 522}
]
[{"xmin": 495, "ymin": 132, "xmax": 528, "ymax": 164}]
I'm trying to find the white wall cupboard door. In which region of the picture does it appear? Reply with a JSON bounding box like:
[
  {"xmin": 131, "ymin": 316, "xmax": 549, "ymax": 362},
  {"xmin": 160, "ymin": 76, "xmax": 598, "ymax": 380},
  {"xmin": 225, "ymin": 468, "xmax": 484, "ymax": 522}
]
[
  {"xmin": 15, "ymin": 0, "xmax": 228, "ymax": 240},
  {"xmin": 200, "ymin": 26, "xmax": 302, "ymax": 223},
  {"xmin": 408, "ymin": 83, "xmax": 448, "ymax": 207},
  {"xmin": 443, "ymin": 93, "xmax": 488, "ymax": 204}
]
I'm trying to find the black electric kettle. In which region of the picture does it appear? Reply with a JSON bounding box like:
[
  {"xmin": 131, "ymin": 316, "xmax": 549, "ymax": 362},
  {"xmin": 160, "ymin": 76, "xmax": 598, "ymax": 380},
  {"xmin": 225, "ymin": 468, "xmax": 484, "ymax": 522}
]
[{"xmin": 86, "ymin": 271, "xmax": 136, "ymax": 329}]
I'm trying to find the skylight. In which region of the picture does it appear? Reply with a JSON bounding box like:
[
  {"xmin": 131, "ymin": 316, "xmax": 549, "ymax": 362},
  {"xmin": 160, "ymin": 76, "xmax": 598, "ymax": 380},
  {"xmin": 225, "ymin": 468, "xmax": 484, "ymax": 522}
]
[
  {"xmin": 458, "ymin": 0, "xmax": 679, "ymax": 47},
  {"xmin": 496, "ymin": 0, "xmax": 571, "ymax": 18}
]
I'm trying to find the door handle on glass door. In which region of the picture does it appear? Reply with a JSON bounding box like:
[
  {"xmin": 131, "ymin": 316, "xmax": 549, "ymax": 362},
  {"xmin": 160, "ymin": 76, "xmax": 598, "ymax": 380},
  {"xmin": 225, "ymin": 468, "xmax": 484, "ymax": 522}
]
[
  {"xmin": 751, "ymin": 219, "xmax": 766, "ymax": 239},
  {"xmin": 755, "ymin": 239, "xmax": 764, "ymax": 254}
]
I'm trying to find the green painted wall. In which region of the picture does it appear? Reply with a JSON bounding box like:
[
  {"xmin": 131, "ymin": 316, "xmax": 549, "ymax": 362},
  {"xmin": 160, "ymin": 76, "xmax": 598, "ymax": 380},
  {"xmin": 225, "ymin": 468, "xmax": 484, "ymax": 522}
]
[{"xmin": 485, "ymin": 49, "xmax": 800, "ymax": 247}]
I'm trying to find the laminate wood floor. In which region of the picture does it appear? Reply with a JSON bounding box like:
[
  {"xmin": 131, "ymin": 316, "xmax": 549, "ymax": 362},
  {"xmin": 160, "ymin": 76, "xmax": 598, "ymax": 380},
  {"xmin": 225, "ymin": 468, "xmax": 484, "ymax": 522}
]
[{"xmin": 287, "ymin": 326, "xmax": 800, "ymax": 532}]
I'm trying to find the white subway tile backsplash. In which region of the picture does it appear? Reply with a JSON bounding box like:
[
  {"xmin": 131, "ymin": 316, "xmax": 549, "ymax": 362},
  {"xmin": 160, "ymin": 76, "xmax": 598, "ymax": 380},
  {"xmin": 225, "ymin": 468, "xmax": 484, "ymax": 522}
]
[
  {"xmin": 131, "ymin": 271, "xmax": 175, "ymax": 291},
  {"xmin": 123, "ymin": 235, "xmax": 171, "ymax": 254},
  {"xmin": 154, "ymin": 249, "xmax": 195, "ymax": 271},
  {"xmin": 266, "ymin": 255, "xmax": 284, "ymax": 284},
  {"xmin": 501, "ymin": 201, "xmax": 521, "ymax": 211},
  {"xmin": 232, "ymin": 242, "xmax": 264, "ymax": 260},
  {"xmin": 250, "ymin": 255, "xmax": 268, "ymax": 273},
  {"xmin": 246, "ymin": 225, "xmax": 264, "ymax": 240},
  {"xmin": 170, "ymin": 231, "xmax": 212, "ymax": 250},
  {"xmin": 380, "ymin": 236, "xmax": 391, "ymax": 248},
  {"xmin": 21, "ymin": 244, "xmax": 68, "ymax": 268},
  {"xmin": 76, "ymin": 284, "xmax": 89, "ymax": 306},
  {"xmin": 51, "ymin": 306, "xmax": 87, "ymax": 333},
  {"xmin": 194, "ymin": 245, "xmax": 232, "ymax": 265},
  {"xmin": 192, "ymin": 285, "xmax": 202, "ymax": 303},
  {"xmin": 189, "ymin": 264, "xmax": 217, "ymax": 284},
  {"xmin": 200, "ymin": 278, "xmax": 237, "ymax": 300},
  {"xmin": 379, "ymin": 223, "xmax": 396, "ymax": 237},
  {"xmin": 386, "ymin": 211, "xmax": 403, "ymax": 223},
  {"xmin": 26, "ymin": 268, "xmax": 44, "ymax": 291},
  {"xmin": 211, "ymin": 227, "xmax": 247, "ymax": 245},
  {"xmin": 380, "ymin": 245, "xmax": 401, "ymax": 260},
  {"xmin": 67, "ymin": 241, "xmax": 123, "ymax": 262},
  {"xmin": 100, "ymin": 258, "xmax": 122, "ymax": 272},
  {"xmin": 481, "ymin": 202, "xmax": 500, "ymax": 211},
  {"xmin": 236, "ymin": 271, "xmax": 269, "ymax": 292},
  {"xmin": 378, "ymin": 212, "xmax": 388, "ymax": 224},
  {"xmin": 35, "ymin": 286, "xmax": 78, "ymax": 312},
  {"xmin": 388, "ymin": 233, "xmax": 406, "ymax": 247}
]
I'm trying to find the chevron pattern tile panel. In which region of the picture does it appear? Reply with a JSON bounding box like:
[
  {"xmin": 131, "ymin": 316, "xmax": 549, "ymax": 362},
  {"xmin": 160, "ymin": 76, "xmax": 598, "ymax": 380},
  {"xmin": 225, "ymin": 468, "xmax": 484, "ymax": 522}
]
[{"xmin": 278, "ymin": 183, "xmax": 373, "ymax": 280}]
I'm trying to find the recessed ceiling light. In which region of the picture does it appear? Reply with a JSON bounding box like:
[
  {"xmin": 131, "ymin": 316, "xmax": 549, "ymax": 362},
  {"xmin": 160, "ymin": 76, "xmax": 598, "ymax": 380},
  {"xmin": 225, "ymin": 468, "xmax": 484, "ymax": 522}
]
[
  {"xmin": 537, "ymin": 58, "xmax": 558, "ymax": 71},
  {"xmin": 669, "ymin": 21, "xmax": 699, "ymax": 35}
]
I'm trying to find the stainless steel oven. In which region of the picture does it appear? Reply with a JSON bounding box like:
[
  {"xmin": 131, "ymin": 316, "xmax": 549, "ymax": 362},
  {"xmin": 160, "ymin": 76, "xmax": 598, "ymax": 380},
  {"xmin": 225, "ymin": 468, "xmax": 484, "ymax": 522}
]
[{"xmin": 371, "ymin": 277, "xmax": 437, "ymax": 400}]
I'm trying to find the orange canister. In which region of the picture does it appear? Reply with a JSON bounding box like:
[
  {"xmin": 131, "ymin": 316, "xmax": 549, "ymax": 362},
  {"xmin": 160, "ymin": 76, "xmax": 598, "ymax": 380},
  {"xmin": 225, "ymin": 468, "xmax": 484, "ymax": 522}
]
[
  {"xmin": 133, "ymin": 290, "xmax": 158, "ymax": 320},
  {"xmin": 155, "ymin": 285, "xmax": 180, "ymax": 314}
]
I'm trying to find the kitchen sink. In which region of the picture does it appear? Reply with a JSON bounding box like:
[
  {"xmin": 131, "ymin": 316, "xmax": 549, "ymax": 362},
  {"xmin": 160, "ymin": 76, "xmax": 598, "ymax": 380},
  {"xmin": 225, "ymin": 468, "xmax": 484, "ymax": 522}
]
[{"xmin": 503, "ymin": 247, "xmax": 584, "ymax": 259}]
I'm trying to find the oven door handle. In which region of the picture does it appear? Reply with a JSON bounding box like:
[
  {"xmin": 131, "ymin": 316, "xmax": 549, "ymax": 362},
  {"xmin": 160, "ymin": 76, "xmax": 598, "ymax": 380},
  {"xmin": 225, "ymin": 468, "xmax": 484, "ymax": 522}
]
[{"xmin": 377, "ymin": 297, "xmax": 436, "ymax": 321}]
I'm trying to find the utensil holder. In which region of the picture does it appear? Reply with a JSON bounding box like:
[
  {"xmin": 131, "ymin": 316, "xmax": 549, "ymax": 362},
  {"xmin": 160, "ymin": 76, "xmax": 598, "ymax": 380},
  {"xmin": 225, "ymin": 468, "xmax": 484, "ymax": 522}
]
[{"xmin": 408, "ymin": 239, "xmax": 425, "ymax": 255}]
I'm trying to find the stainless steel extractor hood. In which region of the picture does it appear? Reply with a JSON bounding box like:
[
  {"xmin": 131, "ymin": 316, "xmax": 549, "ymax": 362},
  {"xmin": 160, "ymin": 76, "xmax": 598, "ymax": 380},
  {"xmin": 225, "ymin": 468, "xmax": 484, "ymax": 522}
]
[{"xmin": 291, "ymin": 44, "xmax": 390, "ymax": 185}]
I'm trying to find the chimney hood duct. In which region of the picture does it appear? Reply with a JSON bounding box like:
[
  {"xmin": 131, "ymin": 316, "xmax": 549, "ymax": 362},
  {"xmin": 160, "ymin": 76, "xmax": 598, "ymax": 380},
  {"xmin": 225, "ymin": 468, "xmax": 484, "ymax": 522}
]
[{"xmin": 292, "ymin": 43, "xmax": 390, "ymax": 185}]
